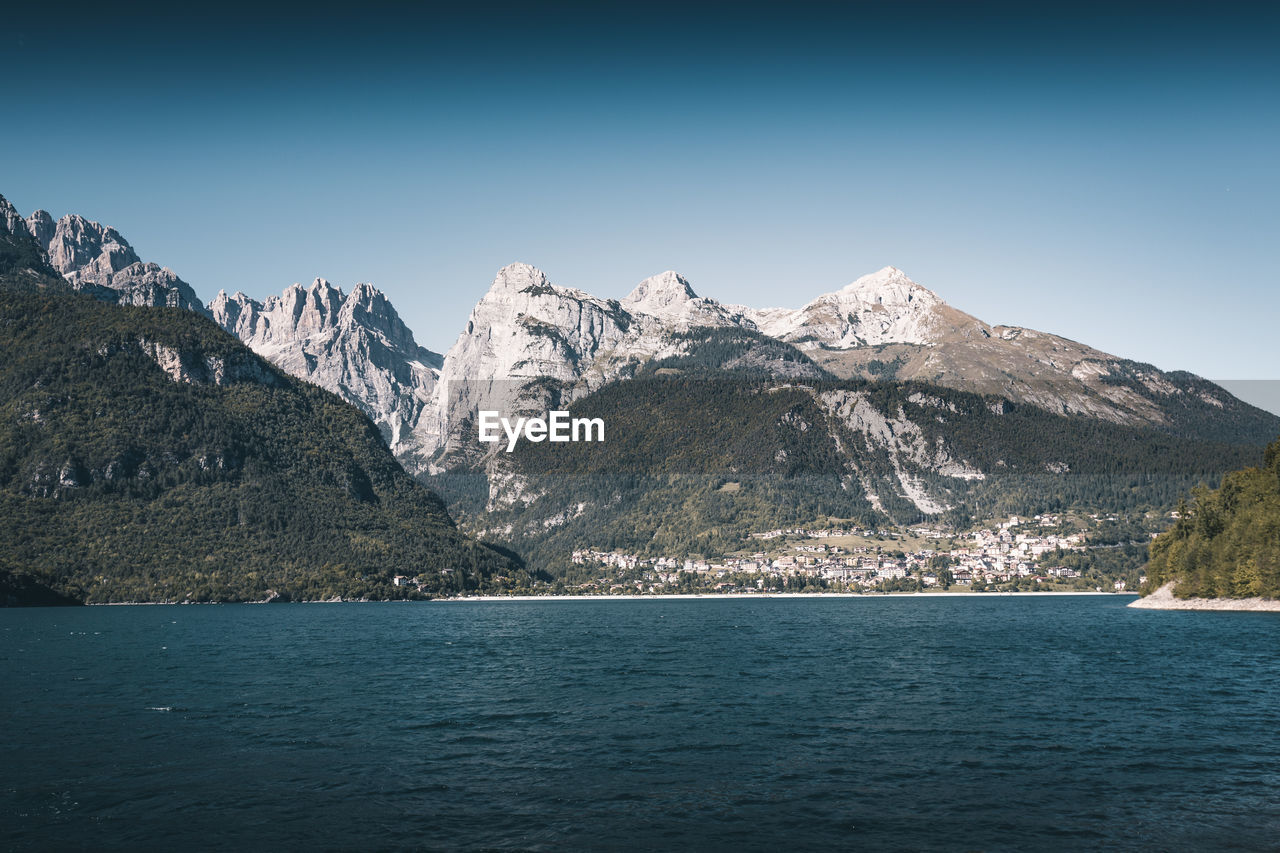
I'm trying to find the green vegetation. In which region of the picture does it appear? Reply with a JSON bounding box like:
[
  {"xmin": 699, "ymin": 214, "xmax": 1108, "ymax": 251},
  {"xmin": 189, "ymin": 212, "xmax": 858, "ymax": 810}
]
[
  {"xmin": 641, "ymin": 327, "xmax": 827, "ymax": 377},
  {"xmin": 1142, "ymin": 436, "xmax": 1280, "ymax": 598},
  {"xmin": 0, "ymin": 264, "xmax": 526, "ymax": 603},
  {"xmin": 435, "ymin": 374, "xmax": 1268, "ymax": 576}
]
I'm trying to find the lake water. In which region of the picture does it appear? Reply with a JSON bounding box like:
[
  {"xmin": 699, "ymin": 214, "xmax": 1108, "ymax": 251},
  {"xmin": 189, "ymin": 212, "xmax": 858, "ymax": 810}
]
[{"xmin": 3, "ymin": 596, "xmax": 1279, "ymax": 851}]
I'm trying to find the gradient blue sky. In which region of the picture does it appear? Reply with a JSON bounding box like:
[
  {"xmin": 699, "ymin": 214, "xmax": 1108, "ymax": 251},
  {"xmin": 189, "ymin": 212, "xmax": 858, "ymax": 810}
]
[{"xmin": 3, "ymin": 2, "xmax": 1277, "ymax": 403}]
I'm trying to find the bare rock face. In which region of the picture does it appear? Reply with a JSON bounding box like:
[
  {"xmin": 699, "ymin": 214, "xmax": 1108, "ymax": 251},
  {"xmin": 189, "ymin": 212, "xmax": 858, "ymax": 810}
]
[
  {"xmin": 440, "ymin": 262, "xmax": 632, "ymax": 388},
  {"xmin": 430, "ymin": 263, "xmax": 636, "ymax": 460},
  {"xmin": 23, "ymin": 210, "xmax": 208, "ymax": 315},
  {"xmin": 430, "ymin": 263, "xmax": 784, "ymax": 464},
  {"xmin": 1, "ymin": 195, "xmax": 29, "ymax": 238},
  {"xmin": 135, "ymin": 337, "xmax": 283, "ymax": 387},
  {"xmin": 743, "ymin": 266, "xmax": 965, "ymax": 347},
  {"xmin": 622, "ymin": 270, "xmax": 753, "ymax": 328},
  {"xmin": 209, "ymin": 279, "xmax": 443, "ymax": 473},
  {"xmin": 23, "ymin": 209, "xmax": 54, "ymax": 247}
]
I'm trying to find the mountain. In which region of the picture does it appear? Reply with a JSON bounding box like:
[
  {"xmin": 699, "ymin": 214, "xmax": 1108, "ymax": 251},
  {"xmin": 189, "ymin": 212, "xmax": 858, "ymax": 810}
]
[
  {"xmin": 1139, "ymin": 437, "xmax": 1280, "ymax": 600},
  {"xmin": 624, "ymin": 269, "xmax": 755, "ymax": 327},
  {"xmin": 9, "ymin": 192, "xmax": 1277, "ymax": 581},
  {"xmin": 5, "ymin": 197, "xmax": 450, "ymax": 477},
  {"xmin": 22, "ymin": 207, "xmax": 208, "ymax": 315},
  {"xmin": 734, "ymin": 265, "xmax": 1266, "ymax": 442},
  {"xmin": 416, "ymin": 264, "xmax": 1278, "ymax": 574},
  {"xmin": 430, "ymin": 262, "xmax": 1277, "ymax": 461},
  {"xmin": 209, "ymin": 280, "xmax": 444, "ymax": 474},
  {"xmin": 17, "ymin": 194, "xmax": 1266, "ymax": 466},
  {"xmin": 743, "ymin": 266, "xmax": 963, "ymax": 347},
  {"xmin": 425, "ymin": 263, "xmax": 814, "ymax": 467},
  {"xmin": 0, "ymin": 195, "xmax": 524, "ymax": 604},
  {"xmin": 434, "ymin": 372, "xmax": 1269, "ymax": 573}
]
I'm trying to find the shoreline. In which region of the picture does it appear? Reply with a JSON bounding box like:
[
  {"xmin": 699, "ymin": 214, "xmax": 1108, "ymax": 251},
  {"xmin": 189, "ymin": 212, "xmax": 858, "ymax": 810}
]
[
  {"xmin": 79, "ymin": 590, "xmax": 1131, "ymax": 606},
  {"xmin": 1128, "ymin": 583, "xmax": 1280, "ymax": 612},
  {"xmin": 442, "ymin": 590, "xmax": 1128, "ymax": 602}
]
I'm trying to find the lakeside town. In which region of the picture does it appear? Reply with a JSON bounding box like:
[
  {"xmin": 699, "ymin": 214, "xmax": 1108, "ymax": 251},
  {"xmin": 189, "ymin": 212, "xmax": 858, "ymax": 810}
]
[{"xmin": 559, "ymin": 513, "xmax": 1157, "ymax": 596}]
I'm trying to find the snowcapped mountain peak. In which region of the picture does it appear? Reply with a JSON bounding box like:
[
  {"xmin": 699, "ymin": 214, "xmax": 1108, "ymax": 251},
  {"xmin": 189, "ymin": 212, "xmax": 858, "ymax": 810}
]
[
  {"xmin": 623, "ymin": 271, "xmax": 698, "ymax": 316},
  {"xmin": 844, "ymin": 265, "xmax": 905, "ymax": 287}
]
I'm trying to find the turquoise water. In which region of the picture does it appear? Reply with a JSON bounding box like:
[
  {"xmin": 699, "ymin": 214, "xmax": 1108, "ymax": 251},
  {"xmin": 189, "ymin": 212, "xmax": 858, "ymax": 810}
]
[{"xmin": 3, "ymin": 596, "xmax": 1280, "ymax": 850}]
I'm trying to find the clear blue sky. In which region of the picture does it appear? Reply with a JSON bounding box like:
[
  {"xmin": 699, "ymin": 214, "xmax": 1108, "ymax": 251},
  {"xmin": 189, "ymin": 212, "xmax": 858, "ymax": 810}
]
[{"xmin": 3, "ymin": 2, "xmax": 1277, "ymax": 404}]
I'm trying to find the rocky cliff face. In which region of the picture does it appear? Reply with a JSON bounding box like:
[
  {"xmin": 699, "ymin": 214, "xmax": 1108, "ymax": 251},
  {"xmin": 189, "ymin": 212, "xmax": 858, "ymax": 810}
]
[
  {"xmin": 209, "ymin": 279, "xmax": 443, "ymax": 472},
  {"xmin": 22, "ymin": 210, "xmax": 208, "ymax": 315},
  {"xmin": 0, "ymin": 195, "xmax": 58, "ymax": 280},
  {"xmin": 1, "ymin": 195, "xmax": 27, "ymax": 239},
  {"xmin": 429, "ymin": 263, "xmax": 802, "ymax": 464},
  {"xmin": 622, "ymin": 270, "xmax": 754, "ymax": 328}
]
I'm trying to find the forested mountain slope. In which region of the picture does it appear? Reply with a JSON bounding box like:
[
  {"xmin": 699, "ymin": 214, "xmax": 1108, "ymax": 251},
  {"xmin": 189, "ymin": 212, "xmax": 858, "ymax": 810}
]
[
  {"xmin": 433, "ymin": 372, "xmax": 1268, "ymax": 574},
  {"xmin": 0, "ymin": 218, "xmax": 524, "ymax": 604}
]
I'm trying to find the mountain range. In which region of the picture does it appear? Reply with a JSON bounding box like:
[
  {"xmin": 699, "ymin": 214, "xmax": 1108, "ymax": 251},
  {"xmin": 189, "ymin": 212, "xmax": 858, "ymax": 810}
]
[
  {"xmin": 0, "ymin": 195, "xmax": 526, "ymax": 604},
  {"xmin": 7, "ymin": 194, "xmax": 1277, "ymax": 575}
]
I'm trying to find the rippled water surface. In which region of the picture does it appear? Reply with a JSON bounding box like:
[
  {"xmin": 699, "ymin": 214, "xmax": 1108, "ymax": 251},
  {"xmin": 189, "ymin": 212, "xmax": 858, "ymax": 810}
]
[{"xmin": 4, "ymin": 596, "xmax": 1280, "ymax": 850}]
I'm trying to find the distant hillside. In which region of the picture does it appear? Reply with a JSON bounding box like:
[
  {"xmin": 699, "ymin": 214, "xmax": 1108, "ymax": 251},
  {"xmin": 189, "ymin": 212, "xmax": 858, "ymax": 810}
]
[
  {"xmin": 1141, "ymin": 437, "xmax": 1280, "ymax": 599},
  {"xmin": 432, "ymin": 374, "xmax": 1268, "ymax": 575},
  {"xmin": 0, "ymin": 223, "xmax": 524, "ymax": 604}
]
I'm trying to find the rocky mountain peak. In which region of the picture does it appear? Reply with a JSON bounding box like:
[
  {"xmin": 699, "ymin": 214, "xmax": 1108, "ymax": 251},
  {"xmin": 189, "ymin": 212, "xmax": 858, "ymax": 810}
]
[
  {"xmin": 208, "ymin": 278, "xmax": 443, "ymax": 468},
  {"xmin": 839, "ymin": 266, "xmax": 940, "ymax": 306},
  {"xmin": 208, "ymin": 290, "xmax": 252, "ymax": 327},
  {"xmin": 623, "ymin": 270, "xmax": 698, "ymax": 317},
  {"xmin": 12, "ymin": 205, "xmax": 207, "ymax": 315},
  {"xmin": 745, "ymin": 266, "xmax": 951, "ymax": 348},
  {"xmin": 0, "ymin": 194, "xmax": 22, "ymax": 235},
  {"xmin": 45, "ymin": 214, "xmax": 140, "ymax": 278},
  {"xmin": 24, "ymin": 210, "xmax": 55, "ymax": 247},
  {"xmin": 487, "ymin": 262, "xmax": 551, "ymax": 297},
  {"xmin": 340, "ymin": 282, "xmax": 420, "ymax": 351}
]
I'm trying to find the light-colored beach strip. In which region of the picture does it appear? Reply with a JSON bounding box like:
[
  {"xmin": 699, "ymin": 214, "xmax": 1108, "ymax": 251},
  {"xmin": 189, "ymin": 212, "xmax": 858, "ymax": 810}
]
[
  {"xmin": 445, "ymin": 591, "xmax": 1126, "ymax": 602},
  {"xmin": 1127, "ymin": 582, "xmax": 1280, "ymax": 612}
]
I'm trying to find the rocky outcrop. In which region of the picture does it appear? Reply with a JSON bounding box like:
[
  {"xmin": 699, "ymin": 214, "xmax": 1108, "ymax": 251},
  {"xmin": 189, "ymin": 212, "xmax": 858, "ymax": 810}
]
[
  {"xmin": 622, "ymin": 270, "xmax": 754, "ymax": 328},
  {"xmin": 209, "ymin": 279, "xmax": 443, "ymax": 472},
  {"xmin": 136, "ymin": 337, "xmax": 283, "ymax": 387},
  {"xmin": 22, "ymin": 209, "xmax": 208, "ymax": 315},
  {"xmin": 1, "ymin": 195, "xmax": 28, "ymax": 238}
]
